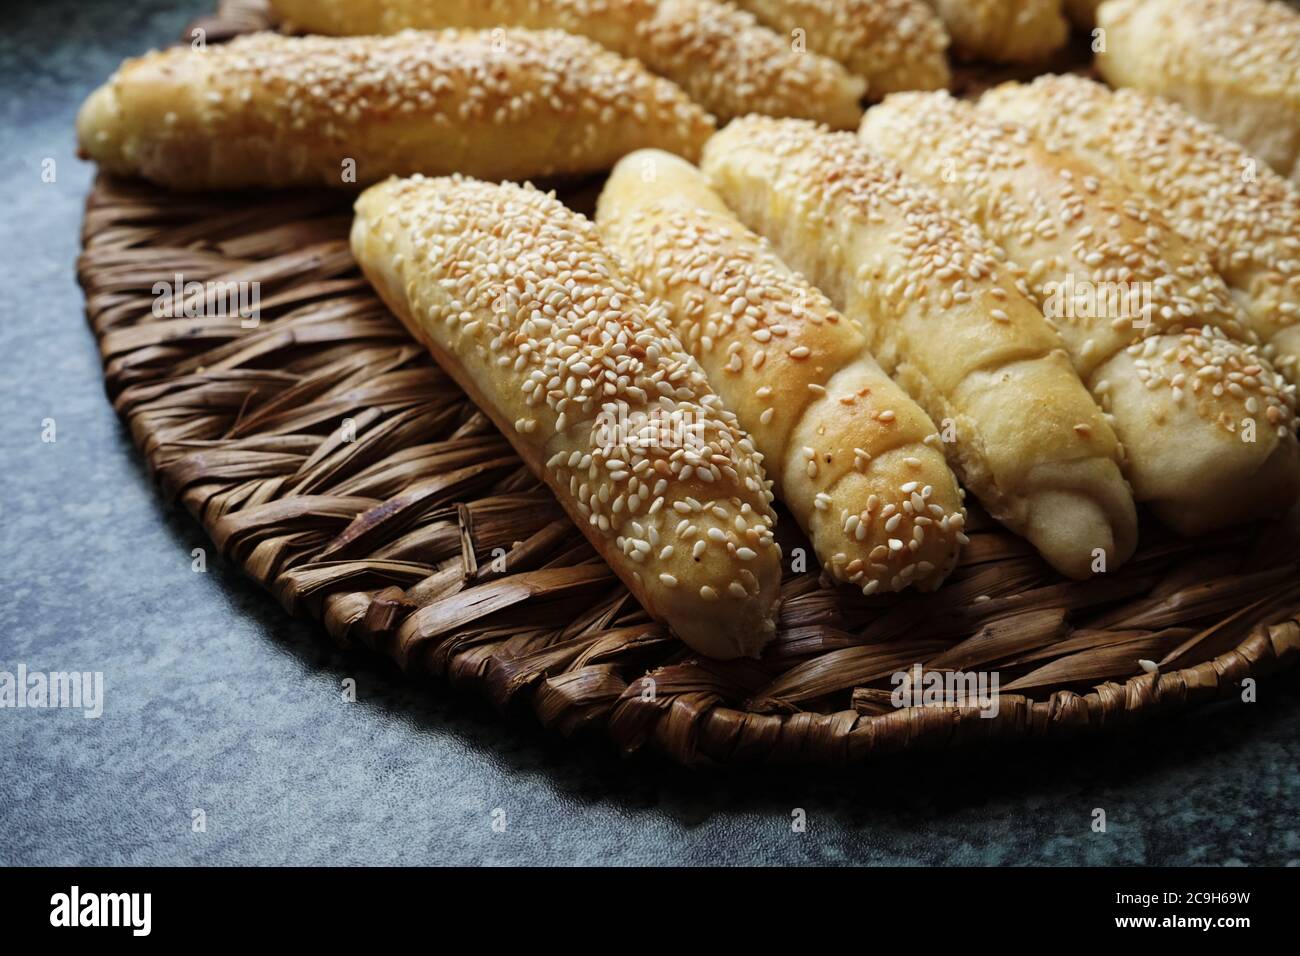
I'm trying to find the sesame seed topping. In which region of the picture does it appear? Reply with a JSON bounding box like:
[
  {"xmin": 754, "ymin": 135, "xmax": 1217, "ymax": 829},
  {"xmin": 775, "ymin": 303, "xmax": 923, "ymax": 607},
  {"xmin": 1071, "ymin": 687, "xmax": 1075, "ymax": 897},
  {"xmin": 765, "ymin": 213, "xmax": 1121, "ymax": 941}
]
[
  {"xmin": 356, "ymin": 173, "xmax": 781, "ymax": 635},
  {"xmin": 725, "ymin": 0, "xmax": 949, "ymax": 97},
  {"xmin": 701, "ymin": 114, "xmax": 1137, "ymax": 576},
  {"xmin": 600, "ymin": 143, "xmax": 969, "ymax": 596},
  {"xmin": 983, "ymin": 72, "xmax": 1300, "ymax": 384},
  {"xmin": 92, "ymin": 29, "xmax": 716, "ymax": 188},
  {"xmin": 866, "ymin": 90, "xmax": 1298, "ymax": 443}
]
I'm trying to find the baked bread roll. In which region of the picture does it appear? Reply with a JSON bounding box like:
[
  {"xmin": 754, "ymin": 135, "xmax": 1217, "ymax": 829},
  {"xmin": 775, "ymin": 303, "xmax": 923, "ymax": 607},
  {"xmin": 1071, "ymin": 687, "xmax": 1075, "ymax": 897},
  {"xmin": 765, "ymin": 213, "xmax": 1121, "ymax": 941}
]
[
  {"xmin": 76, "ymin": 29, "xmax": 714, "ymax": 190},
  {"xmin": 861, "ymin": 92, "xmax": 1300, "ymax": 536},
  {"xmin": 597, "ymin": 150, "xmax": 966, "ymax": 596},
  {"xmin": 1096, "ymin": 0, "xmax": 1300, "ymax": 186},
  {"xmin": 268, "ymin": 0, "xmax": 865, "ymax": 128},
  {"xmin": 922, "ymin": 0, "xmax": 1068, "ymax": 64},
  {"xmin": 702, "ymin": 117, "xmax": 1137, "ymax": 578},
  {"xmin": 727, "ymin": 0, "xmax": 951, "ymax": 96},
  {"xmin": 982, "ymin": 74, "xmax": 1300, "ymax": 386},
  {"xmin": 351, "ymin": 175, "xmax": 783, "ymax": 659}
]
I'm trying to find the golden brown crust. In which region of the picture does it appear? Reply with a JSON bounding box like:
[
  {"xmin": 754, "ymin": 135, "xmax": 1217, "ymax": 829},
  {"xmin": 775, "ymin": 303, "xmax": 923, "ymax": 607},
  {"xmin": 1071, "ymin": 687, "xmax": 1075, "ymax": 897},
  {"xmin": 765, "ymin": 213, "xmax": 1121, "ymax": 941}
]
[
  {"xmin": 1097, "ymin": 0, "xmax": 1300, "ymax": 186},
  {"xmin": 861, "ymin": 91, "xmax": 1300, "ymax": 535},
  {"xmin": 728, "ymin": 0, "xmax": 950, "ymax": 96},
  {"xmin": 76, "ymin": 29, "xmax": 714, "ymax": 190},
  {"xmin": 269, "ymin": 0, "xmax": 866, "ymax": 127},
  {"xmin": 351, "ymin": 175, "xmax": 782, "ymax": 658},
  {"xmin": 702, "ymin": 117, "xmax": 1136, "ymax": 578},
  {"xmin": 981, "ymin": 74, "xmax": 1300, "ymax": 385},
  {"xmin": 923, "ymin": 0, "xmax": 1067, "ymax": 64},
  {"xmin": 597, "ymin": 149, "xmax": 966, "ymax": 595}
]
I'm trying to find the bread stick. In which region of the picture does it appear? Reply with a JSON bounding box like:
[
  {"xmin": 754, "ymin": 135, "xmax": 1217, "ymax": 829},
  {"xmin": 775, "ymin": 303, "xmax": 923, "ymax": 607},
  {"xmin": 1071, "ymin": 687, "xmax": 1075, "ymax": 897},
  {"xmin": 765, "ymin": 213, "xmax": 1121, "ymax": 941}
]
[
  {"xmin": 1097, "ymin": 0, "xmax": 1300, "ymax": 186},
  {"xmin": 597, "ymin": 150, "xmax": 966, "ymax": 596},
  {"xmin": 76, "ymin": 30, "xmax": 714, "ymax": 190},
  {"xmin": 351, "ymin": 175, "xmax": 783, "ymax": 658},
  {"xmin": 727, "ymin": 0, "xmax": 950, "ymax": 96},
  {"xmin": 982, "ymin": 74, "xmax": 1300, "ymax": 386},
  {"xmin": 861, "ymin": 92, "xmax": 1300, "ymax": 535},
  {"xmin": 922, "ymin": 0, "xmax": 1067, "ymax": 64},
  {"xmin": 268, "ymin": 0, "xmax": 865, "ymax": 128},
  {"xmin": 702, "ymin": 118, "xmax": 1137, "ymax": 578}
]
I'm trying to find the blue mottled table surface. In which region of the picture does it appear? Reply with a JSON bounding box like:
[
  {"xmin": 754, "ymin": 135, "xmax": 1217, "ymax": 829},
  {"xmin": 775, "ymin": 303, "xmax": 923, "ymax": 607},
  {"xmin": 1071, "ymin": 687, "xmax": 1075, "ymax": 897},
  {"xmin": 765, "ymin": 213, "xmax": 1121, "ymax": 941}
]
[{"xmin": 2, "ymin": 0, "xmax": 1298, "ymax": 866}]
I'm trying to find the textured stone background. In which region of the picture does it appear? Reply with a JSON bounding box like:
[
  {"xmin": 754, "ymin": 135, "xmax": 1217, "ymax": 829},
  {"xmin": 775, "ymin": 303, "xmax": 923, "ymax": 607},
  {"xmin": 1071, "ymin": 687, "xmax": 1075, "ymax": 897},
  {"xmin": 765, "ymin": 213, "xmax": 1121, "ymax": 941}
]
[{"xmin": 2, "ymin": 0, "xmax": 1298, "ymax": 866}]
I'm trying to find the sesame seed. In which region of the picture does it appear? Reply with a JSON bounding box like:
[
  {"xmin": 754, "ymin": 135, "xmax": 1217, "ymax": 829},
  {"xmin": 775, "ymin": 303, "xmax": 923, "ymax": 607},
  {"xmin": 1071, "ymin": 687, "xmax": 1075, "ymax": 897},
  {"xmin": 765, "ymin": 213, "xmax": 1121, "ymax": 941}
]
[
  {"xmin": 983, "ymin": 72, "xmax": 1300, "ymax": 385},
  {"xmin": 95, "ymin": 29, "xmax": 717, "ymax": 189},
  {"xmin": 865, "ymin": 86, "xmax": 1298, "ymax": 479},
  {"xmin": 357, "ymin": 173, "xmax": 789, "ymax": 640}
]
